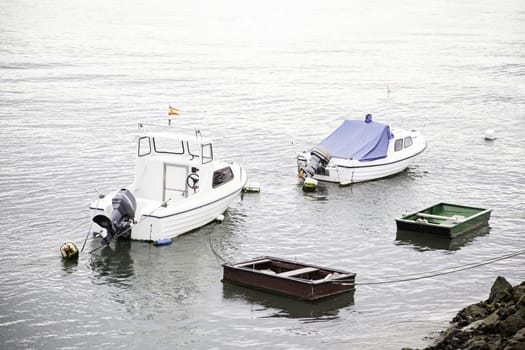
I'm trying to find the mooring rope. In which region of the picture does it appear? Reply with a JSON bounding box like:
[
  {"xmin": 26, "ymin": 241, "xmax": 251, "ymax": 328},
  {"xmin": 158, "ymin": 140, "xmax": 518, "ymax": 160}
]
[
  {"xmin": 208, "ymin": 229, "xmax": 231, "ymax": 265},
  {"xmin": 80, "ymin": 221, "xmax": 94, "ymax": 252},
  {"xmin": 346, "ymin": 248, "xmax": 525, "ymax": 286},
  {"xmin": 376, "ymin": 248, "xmax": 525, "ymax": 280},
  {"xmin": 81, "ymin": 198, "xmax": 98, "ymax": 252},
  {"xmin": 206, "ymin": 223, "xmax": 525, "ymax": 286}
]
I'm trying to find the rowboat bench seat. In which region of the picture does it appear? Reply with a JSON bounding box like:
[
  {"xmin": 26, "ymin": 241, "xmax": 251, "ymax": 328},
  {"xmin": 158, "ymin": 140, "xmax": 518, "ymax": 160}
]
[
  {"xmin": 235, "ymin": 259, "xmax": 271, "ymax": 267},
  {"xmin": 278, "ymin": 267, "xmax": 319, "ymax": 277},
  {"xmin": 416, "ymin": 212, "xmax": 465, "ymax": 222}
]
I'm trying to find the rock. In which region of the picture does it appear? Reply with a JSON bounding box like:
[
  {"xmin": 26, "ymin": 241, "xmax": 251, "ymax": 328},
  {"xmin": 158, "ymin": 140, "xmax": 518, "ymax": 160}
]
[
  {"xmin": 499, "ymin": 307, "xmax": 525, "ymax": 337},
  {"xmin": 513, "ymin": 287, "xmax": 525, "ymax": 305},
  {"xmin": 489, "ymin": 276, "xmax": 513, "ymax": 304},
  {"xmin": 454, "ymin": 303, "xmax": 490, "ymax": 327},
  {"xmin": 464, "ymin": 338, "xmax": 491, "ymax": 350},
  {"xmin": 407, "ymin": 278, "xmax": 525, "ymax": 350},
  {"xmin": 481, "ymin": 311, "xmax": 501, "ymax": 331},
  {"xmin": 503, "ymin": 327, "xmax": 525, "ymax": 350}
]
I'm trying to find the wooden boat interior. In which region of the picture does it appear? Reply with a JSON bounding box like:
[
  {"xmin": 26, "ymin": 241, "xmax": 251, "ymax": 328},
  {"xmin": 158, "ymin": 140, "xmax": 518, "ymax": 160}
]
[
  {"xmin": 234, "ymin": 258, "xmax": 350, "ymax": 281},
  {"xmin": 403, "ymin": 203, "xmax": 485, "ymax": 225}
]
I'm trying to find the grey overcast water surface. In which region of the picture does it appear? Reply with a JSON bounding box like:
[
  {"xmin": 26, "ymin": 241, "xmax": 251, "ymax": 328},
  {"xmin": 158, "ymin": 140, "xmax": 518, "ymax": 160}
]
[{"xmin": 0, "ymin": 0, "xmax": 524, "ymax": 349}]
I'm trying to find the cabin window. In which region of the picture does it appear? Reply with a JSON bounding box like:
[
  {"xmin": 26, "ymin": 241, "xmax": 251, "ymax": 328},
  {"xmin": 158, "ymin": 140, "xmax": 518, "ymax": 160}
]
[
  {"xmin": 202, "ymin": 143, "xmax": 213, "ymax": 164},
  {"xmin": 213, "ymin": 166, "xmax": 234, "ymax": 188},
  {"xmin": 153, "ymin": 137, "xmax": 184, "ymax": 155},
  {"xmin": 186, "ymin": 141, "xmax": 200, "ymax": 160},
  {"xmin": 394, "ymin": 138, "xmax": 403, "ymax": 152},
  {"xmin": 138, "ymin": 137, "xmax": 151, "ymax": 157},
  {"xmin": 404, "ymin": 136, "xmax": 413, "ymax": 148}
]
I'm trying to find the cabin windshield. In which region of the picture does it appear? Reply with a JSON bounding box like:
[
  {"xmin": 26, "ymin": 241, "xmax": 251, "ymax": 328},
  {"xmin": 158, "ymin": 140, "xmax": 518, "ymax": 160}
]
[
  {"xmin": 152, "ymin": 136, "xmax": 184, "ymax": 155},
  {"xmin": 138, "ymin": 137, "xmax": 152, "ymax": 156},
  {"xmin": 138, "ymin": 135, "xmax": 214, "ymax": 164},
  {"xmin": 202, "ymin": 143, "xmax": 213, "ymax": 164}
]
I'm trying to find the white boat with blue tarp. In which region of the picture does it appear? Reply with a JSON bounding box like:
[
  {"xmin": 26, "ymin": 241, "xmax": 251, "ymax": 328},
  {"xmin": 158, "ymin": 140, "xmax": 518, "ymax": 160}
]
[{"xmin": 297, "ymin": 114, "xmax": 426, "ymax": 188}]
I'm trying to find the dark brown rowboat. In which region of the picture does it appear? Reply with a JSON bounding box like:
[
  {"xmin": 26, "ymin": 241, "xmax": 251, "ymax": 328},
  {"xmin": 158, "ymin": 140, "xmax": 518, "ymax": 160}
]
[{"xmin": 222, "ymin": 256, "xmax": 356, "ymax": 301}]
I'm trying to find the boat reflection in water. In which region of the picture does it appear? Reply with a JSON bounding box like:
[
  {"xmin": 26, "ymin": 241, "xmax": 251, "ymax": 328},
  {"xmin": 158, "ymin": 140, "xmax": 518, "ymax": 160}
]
[
  {"xmin": 88, "ymin": 240, "xmax": 135, "ymax": 287},
  {"xmin": 222, "ymin": 282, "xmax": 355, "ymax": 319},
  {"xmin": 395, "ymin": 225, "xmax": 490, "ymax": 252}
]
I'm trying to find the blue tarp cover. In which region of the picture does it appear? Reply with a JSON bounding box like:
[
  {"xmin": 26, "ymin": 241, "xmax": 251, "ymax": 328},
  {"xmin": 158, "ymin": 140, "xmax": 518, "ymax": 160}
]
[{"xmin": 318, "ymin": 119, "xmax": 391, "ymax": 161}]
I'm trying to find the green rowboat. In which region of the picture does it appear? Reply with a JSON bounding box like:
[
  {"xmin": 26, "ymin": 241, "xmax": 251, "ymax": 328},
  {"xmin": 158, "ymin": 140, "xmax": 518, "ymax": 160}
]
[{"xmin": 396, "ymin": 203, "xmax": 492, "ymax": 238}]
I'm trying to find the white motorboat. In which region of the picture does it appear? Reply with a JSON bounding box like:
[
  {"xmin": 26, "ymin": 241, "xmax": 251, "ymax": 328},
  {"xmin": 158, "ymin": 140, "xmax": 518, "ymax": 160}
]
[
  {"xmin": 297, "ymin": 114, "xmax": 426, "ymax": 188},
  {"xmin": 89, "ymin": 122, "xmax": 247, "ymax": 244}
]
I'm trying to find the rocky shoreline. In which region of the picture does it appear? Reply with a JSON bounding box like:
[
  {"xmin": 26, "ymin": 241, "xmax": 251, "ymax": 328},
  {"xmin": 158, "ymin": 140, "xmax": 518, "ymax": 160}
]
[{"xmin": 404, "ymin": 276, "xmax": 525, "ymax": 350}]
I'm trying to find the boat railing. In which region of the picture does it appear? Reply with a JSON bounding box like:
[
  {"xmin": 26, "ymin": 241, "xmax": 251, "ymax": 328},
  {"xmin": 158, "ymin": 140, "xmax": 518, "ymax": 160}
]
[{"xmin": 138, "ymin": 122, "xmax": 204, "ymax": 141}]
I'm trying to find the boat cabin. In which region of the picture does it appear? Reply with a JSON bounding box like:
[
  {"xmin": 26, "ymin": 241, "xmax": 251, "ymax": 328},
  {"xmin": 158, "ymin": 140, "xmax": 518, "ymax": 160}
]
[{"xmin": 131, "ymin": 125, "xmax": 229, "ymax": 204}]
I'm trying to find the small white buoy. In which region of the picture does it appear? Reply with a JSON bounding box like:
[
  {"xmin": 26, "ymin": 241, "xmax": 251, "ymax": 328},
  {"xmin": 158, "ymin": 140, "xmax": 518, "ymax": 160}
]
[
  {"xmin": 484, "ymin": 129, "xmax": 496, "ymax": 140},
  {"xmin": 215, "ymin": 214, "xmax": 225, "ymax": 223},
  {"xmin": 60, "ymin": 242, "xmax": 79, "ymax": 259}
]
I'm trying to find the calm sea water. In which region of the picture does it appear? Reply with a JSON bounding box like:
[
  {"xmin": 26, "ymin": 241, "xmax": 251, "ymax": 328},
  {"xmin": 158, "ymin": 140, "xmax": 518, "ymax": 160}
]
[{"xmin": 1, "ymin": 0, "xmax": 524, "ymax": 349}]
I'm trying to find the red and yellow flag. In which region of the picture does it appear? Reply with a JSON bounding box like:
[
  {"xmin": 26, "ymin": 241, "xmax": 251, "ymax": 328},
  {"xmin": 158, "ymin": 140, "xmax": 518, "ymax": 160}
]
[{"xmin": 168, "ymin": 106, "xmax": 180, "ymax": 116}]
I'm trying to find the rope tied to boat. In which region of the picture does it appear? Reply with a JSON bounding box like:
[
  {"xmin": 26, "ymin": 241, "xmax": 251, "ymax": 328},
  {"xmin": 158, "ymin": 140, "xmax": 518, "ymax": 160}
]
[
  {"xmin": 208, "ymin": 229, "xmax": 231, "ymax": 265},
  {"xmin": 334, "ymin": 247, "xmax": 525, "ymax": 286},
  {"xmin": 81, "ymin": 195, "xmax": 99, "ymax": 252}
]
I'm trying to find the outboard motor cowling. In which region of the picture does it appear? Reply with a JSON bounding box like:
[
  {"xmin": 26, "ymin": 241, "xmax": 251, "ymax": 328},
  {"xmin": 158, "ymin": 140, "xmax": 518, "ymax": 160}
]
[
  {"xmin": 299, "ymin": 145, "xmax": 332, "ymax": 179},
  {"xmin": 93, "ymin": 188, "xmax": 137, "ymax": 245}
]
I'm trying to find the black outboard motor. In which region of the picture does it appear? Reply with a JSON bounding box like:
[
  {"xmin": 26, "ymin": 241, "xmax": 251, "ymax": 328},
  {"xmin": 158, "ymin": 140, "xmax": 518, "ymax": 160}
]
[
  {"xmin": 298, "ymin": 145, "xmax": 332, "ymax": 179},
  {"xmin": 93, "ymin": 188, "xmax": 137, "ymax": 245}
]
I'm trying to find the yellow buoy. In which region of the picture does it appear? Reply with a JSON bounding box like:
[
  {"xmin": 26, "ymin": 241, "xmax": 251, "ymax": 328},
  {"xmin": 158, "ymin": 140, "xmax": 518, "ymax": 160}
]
[
  {"xmin": 302, "ymin": 178, "xmax": 318, "ymax": 192},
  {"xmin": 60, "ymin": 242, "xmax": 79, "ymax": 259}
]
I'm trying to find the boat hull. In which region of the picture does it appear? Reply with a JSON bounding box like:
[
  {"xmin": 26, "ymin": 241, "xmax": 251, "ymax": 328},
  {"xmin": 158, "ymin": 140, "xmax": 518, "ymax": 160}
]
[
  {"xmin": 315, "ymin": 151, "xmax": 422, "ymax": 184},
  {"xmin": 222, "ymin": 256, "xmax": 356, "ymax": 301},
  {"xmin": 90, "ymin": 168, "xmax": 247, "ymax": 242},
  {"xmin": 133, "ymin": 185, "xmax": 244, "ymax": 241}
]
